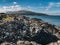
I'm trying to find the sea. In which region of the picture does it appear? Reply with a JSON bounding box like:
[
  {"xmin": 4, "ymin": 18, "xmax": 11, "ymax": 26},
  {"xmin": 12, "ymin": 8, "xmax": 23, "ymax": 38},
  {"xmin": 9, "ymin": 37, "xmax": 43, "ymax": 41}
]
[{"xmin": 23, "ymin": 15, "xmax": 60, "ymax": 27}]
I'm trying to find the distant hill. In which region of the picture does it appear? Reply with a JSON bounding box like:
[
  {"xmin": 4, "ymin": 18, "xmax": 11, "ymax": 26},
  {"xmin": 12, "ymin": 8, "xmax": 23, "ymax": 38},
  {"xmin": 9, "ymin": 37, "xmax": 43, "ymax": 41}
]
[{"xmin": 6, "ymin": 10, "xmax": 47, "ymax": 15}]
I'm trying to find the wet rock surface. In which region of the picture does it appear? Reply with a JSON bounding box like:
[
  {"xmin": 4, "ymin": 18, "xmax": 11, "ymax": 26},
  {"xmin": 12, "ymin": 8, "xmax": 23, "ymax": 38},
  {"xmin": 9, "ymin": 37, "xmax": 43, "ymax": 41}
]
[{"xmin": 0, "ymin": 15, "xmax": 60, "ymax": 45}]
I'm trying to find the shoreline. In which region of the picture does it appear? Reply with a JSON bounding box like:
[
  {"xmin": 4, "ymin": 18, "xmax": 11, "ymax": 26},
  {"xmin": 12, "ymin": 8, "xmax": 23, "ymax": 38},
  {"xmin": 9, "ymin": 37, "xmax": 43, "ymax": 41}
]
[{"xmin": 0, "ymin": 14, "xmax": 60, "ymax": 45}]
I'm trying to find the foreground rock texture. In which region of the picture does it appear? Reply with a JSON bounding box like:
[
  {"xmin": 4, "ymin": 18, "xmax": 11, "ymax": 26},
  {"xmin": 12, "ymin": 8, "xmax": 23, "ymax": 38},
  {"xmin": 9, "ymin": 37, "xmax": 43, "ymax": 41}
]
[{"xmin": 0, "ymin": 14, "xmax": 60, "ymax": 45}]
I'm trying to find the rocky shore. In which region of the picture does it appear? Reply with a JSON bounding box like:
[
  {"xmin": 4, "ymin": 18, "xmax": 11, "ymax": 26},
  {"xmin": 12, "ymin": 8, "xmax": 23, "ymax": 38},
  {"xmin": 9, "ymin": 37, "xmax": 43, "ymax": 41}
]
[{"xmin": 0, "ymin": 14, "xmax": 60, "ymax": 45}]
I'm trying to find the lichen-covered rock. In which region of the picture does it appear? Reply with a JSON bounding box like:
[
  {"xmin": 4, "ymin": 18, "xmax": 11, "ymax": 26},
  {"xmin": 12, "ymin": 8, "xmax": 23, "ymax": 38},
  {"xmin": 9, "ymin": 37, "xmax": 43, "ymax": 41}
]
[{"xmin": 1, "ymin": 42, "xmax": 16, "ymax": 45}]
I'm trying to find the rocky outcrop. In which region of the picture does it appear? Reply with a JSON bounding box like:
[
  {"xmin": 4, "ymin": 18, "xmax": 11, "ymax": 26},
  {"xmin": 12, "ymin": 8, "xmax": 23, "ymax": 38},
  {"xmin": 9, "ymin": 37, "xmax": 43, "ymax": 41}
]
[{"xmin": 0, "ymin": 15, "xmax": 60, "ymax": 45}]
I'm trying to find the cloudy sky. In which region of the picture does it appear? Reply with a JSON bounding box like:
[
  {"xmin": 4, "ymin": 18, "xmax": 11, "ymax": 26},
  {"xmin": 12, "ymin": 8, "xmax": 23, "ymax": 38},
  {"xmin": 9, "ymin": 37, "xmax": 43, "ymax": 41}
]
[{"xmin": 0, "ymin": 0, "xmax": 60, "ymax": 15}]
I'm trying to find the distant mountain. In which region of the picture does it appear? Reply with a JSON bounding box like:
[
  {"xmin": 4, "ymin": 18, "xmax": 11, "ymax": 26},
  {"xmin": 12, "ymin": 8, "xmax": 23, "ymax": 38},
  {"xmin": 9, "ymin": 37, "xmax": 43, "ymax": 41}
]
[{"xmin": 6, "ymin": 10, "xmax": 47, "ymax": 15}]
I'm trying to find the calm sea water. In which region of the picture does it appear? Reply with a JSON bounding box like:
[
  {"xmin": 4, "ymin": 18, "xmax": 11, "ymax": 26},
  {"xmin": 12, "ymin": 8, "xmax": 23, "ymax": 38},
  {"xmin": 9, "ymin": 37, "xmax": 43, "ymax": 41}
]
[{"xmin": 23, "ymin": 15, "xmax": 60, "ymax": 26}]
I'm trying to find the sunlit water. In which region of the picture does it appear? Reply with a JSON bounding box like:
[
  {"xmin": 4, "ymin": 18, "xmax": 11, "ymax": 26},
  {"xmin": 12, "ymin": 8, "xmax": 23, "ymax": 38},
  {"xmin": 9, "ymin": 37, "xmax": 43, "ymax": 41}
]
[{"xmin": 23, "ymin": 15, "xmax": 60, "ymax": 26}]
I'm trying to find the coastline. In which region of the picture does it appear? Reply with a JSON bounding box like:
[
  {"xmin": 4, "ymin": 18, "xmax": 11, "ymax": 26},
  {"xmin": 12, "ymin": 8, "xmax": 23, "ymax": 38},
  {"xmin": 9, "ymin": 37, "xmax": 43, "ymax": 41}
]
[{"xmin": 0, "ymin": 14, "xmax": 60, "ymax": 45}]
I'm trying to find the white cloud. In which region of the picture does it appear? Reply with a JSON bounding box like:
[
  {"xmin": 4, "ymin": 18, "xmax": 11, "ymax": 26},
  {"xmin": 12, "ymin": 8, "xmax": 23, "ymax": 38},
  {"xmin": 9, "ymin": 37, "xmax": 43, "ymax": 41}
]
[
  {"xmin": 38, "ymin": 2, "xmax": 60, "ymax": 15},
  {"xmin": 0, "ymin": 2, "xmax": 60, "ymax": 15},
  {"xmin": 1, "ymin": 5, "xmax": 22, "ymax": 12},
  {"xmin": 56, "ymin": 2, "xmax": 60, "ymax": 7},
  {"xmin": 56, "ymin": 2, "xmax": 60, "ymax": 5},
  {"xmin": 0, "ymin": 4, "xmax": 34, "ymax": 13},
  {"xmin": 45, "ymin": 2, "xmax": 60, "ymax": 11},
  {"xmin": 2, "ymin": 2, "xmax": 20, "ymax": 12},
  {"xmin": 45, "ymin": 2, "xmax": 54, "ymax": 11},
  {"xmin": 27, "ymin": 6, "xmax": 33, "ymax": 11},
  {"xmin": 0, "ymin": 1, "xmax": 34, "ymax": 13},
  {"xmin": 13, "ymin": 2, "xmax": 17, "ymax": 4}
]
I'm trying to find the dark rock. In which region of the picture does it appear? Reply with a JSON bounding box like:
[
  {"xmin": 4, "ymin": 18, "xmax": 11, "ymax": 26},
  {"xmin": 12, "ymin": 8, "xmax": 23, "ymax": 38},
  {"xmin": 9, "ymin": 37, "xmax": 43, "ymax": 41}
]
[{"xmin": 0, "ymin": 15, "xmax": 60, "ymax": 45}]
